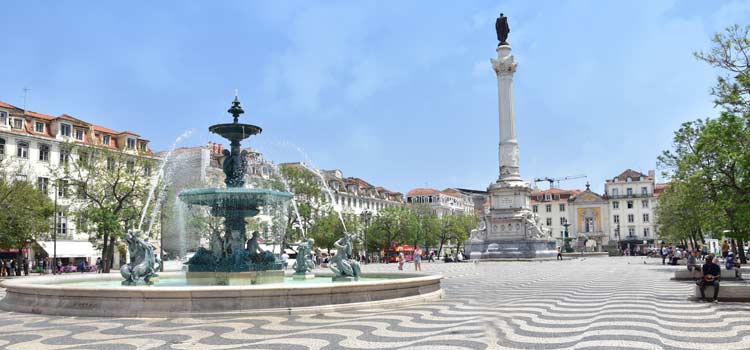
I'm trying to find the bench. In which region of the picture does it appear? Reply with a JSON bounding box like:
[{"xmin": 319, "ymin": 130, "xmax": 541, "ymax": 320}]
[
  {"xmin": 674, "ymin": 268, "xmax": 745, "ymax": 280},
  {"xmin": 693, "ymin": 282, "xmax": 750, "ymax": 301}
]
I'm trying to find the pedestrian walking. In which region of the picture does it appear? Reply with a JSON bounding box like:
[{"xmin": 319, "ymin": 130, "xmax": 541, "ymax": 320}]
[
  {"xmin": 397, "ymin": 252, "xmax": 405, "ymax": 271},
  {"xmin": 557, "ymin": 246, "xmax": 563, "ymax": 260}
]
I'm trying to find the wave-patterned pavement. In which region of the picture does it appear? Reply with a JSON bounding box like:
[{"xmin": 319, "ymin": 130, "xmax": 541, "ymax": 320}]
[{"xmin": 0, "ymin": 257, "xmax": 749, "ymax": 350}]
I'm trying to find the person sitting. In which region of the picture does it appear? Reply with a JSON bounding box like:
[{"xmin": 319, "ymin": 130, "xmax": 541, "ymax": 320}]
[
  {"xmin": 669, "ymin": 249, "xmax": 682, "ymax": 265},
  {"xmin": 698, "ymin": 255, "xmax": 721, "ymax": 303},
  {"xmin": 725, "ymin": 252, "xmax": 741, "ymax": 278},
  {"xmin": 686, "ymin": 251, "xmax": 701, "ymax": 280}
]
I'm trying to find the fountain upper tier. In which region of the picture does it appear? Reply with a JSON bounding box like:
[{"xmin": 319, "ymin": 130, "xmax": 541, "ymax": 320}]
[{"xmin": 208, "ymin": 123, "xmax": 261, "ymax": 143}]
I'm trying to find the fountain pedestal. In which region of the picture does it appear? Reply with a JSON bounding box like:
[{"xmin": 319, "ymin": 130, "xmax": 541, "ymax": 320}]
[{"xmin": 186, "ymin": 271, "xmax": 285, "ymax": 286}]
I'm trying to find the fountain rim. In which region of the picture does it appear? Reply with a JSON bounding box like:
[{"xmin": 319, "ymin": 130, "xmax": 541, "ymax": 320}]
[{"xmin": 0, "ymin": 271, "xmax": 442, "ymax": 293}]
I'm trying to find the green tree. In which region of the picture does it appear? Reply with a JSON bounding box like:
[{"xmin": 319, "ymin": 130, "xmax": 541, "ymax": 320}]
[
  {"xmin": 660, "ymin": 24, "xmax": 750, "ymax": 263},
  {"xmin": 278, "ymin": 164, "xmax": 322, "ymax": 247},
  {"xmin": 308, "ymin": 209, "xmax": 352, "ymax": 253},
  {"xmin": 59, "ymin": 145, "xmax": 156, "ymax": 272},
  {"xmin": 0, "ymin": 178, "xmax": 54, "ymax": 263},
  {"xmin": 367, "ymin": 206, "xmax": 418, "ymax": 254}
]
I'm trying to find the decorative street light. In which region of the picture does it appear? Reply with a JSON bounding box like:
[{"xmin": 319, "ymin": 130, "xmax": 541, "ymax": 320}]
[
  {"xmin": 562, "ymin": 222, "xmax": 571, "ymax": 252},
  {"xmin": 360, "ymin": 210, "xmax": 372, "ymax": 263}
]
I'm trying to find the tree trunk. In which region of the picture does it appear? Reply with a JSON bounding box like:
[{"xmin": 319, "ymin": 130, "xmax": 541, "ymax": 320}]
[
  {"xmin": 738, "ymin": 237, "xmax": 748, "ymax": 264},
  {"xmin": 106, "ymin": 235, "xmax": 116, "ymax": 272},
  {"xmin": 101, "ymin": 232, "xmax": 110, "ymax": 273}
]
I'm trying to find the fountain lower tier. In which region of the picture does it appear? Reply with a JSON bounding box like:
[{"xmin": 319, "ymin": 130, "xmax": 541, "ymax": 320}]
[{"xmin": 178, "ymin": 188, "xmax": 293, "ymax": 274}]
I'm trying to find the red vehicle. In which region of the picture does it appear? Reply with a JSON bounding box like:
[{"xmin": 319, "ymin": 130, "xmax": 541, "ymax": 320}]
[{"xmin": 382, "ymin": 244, "xmax": 417, "ymax": 263}]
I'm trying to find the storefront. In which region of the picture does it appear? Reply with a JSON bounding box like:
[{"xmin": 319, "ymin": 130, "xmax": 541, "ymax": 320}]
[{"xmin": 31, "ymin": 240, "xmax": 100, "ymax": 267}]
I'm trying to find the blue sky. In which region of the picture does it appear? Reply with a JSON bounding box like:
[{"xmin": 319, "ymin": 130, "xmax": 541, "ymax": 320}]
[{"xmin": 2, "ymin": 1, "xmax": 749, "ymax": 194}]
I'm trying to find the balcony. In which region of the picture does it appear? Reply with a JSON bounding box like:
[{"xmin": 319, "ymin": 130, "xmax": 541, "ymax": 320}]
[{"xmin": 606, "ymin": 193, "xmax": 652, "ymax": 199}]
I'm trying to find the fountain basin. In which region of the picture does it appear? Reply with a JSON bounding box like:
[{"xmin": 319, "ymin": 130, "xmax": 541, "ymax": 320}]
[
  {"xmin": 0, "ymin": 272, "xmax": 442, "ymax": 317},
  {"xmin": 179, "ymin": 188, "xmax": 293, "ymax": 216}
]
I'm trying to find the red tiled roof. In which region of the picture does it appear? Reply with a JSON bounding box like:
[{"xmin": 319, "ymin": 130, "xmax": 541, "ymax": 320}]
[
  {"xmin": 407, "ymin": 188, "xmax": 440, "ymax": 196},
  {"xmin": 0, "ymin": 101, "xmax": 19, "ymax": 109},
  {"xmin": 654, "ymin": 183, "xmax": 669, "ymax": 197},
  {"xmin": 346, "ymin": 177, "xmax": 374, "ymax": 189},
  {"xmin": 57, "ymin": 114, "xmax": 90, "ymax": 125},
  {"xmin": 441, "ymin": 188, "xmax": 464, "ymax": 199},
  {"xmin": 92, "ymin": 125, "xmax": 119, "ymax": 134},
  {"xmin": 24, "ymin": 110, "xmax": 55, "ymax": 120},
  {"xmin": 118, "ymin": 130, "xmax": 140, "ymax": 136},
  {"xmin": 611, "ymin": 169, "xmax": 649, "ymax": 182}
]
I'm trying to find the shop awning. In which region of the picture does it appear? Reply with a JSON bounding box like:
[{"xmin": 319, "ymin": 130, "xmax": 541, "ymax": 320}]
[{"xmin": 36, "ymin": 241, "xmax": 99, "ymax": 258}]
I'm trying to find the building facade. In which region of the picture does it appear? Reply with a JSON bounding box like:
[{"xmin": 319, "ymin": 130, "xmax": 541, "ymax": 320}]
[
  {"xmin": 603, "ymin": 169, "xmax": 666, "ymax": 249},
  {"xmin": 0, "ymin": 100, "xmax": 155, "ymax": 263},
  {"xmin": 405, "ymin": 188, "xmax": 475, "ymax": 217}
]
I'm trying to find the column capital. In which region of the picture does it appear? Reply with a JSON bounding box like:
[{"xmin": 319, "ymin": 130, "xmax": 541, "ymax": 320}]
[{"xmin": 491, "ymin": 45, "xmax": 517, "ymax": 76}]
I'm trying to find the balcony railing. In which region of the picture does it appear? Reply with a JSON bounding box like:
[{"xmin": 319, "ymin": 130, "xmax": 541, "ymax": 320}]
[{"xmin": 606, "ymin": 193, "xmax": 652, "ymax": 199}]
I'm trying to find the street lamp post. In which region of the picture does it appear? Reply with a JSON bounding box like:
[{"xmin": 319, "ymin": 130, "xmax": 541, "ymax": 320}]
[{"xmin": 360, "ymin": 210, "xmax": 372, "ymax": 263}]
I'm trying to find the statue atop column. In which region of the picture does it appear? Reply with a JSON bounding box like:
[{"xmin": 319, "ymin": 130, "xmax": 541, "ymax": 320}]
[{"xmin": 495, "ymin": 13, "xmax": 510, "ymax": 46}]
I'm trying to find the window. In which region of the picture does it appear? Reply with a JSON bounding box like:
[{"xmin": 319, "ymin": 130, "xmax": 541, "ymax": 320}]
[
  {"xmin": 37, "ymin": 144, "xmax": 50, "ymax": 162},
  {"xmin": 126, "ymin": 138, "xmax": 136, "ymax": 150},
  {"xmin": 102, "ymin": 135, "xmax": 110, "ymax": 146},
  {"xmin": 644, "ymin": 227, "xmax": 650, "ymax": 237},
  {"xmin": 77, "ymin": 183, "xmax": 87, "ymax": 199},
  {"xmin": 627, "ymin": 214, "xmax": 634, "ymax": 223},
  {"xmin": 559, "ymin": 204, "xmax": 565, "ymax": 212},
  {"xmin": 76, "ymin": 215, "xmax": 88, "ymax": 233},
  {"xmin": 59, "ymin": 149, "xmax": 70, "ymax": 165},
  {"xmin": 546, "ymin": 218, "xmax": 552, "ymax": 226},
  {"xmin": 144, "ymin": 165, "xmax": 152, "ymax": 176},
  {"xmin": 0, "ymin": 138, "xmax": 4, "ymax": 157},
  {"xmin": 126, "ymin": 159, "xmax": 136, "ymax": 172},
  {"xmin": 11, "ymin": 118, "xmax": 23, "ymax": 129},
  {"xmin": 35, "ymin": 122, "xmax": 44, "ymax": 133},
  {"xmin": 544, "ymin": 193, "xmax": 552, "ymax": 201},
  {"xmin": 57, "ymin": 180, "xmax": 67, "ymax": 198},
  {"xmin": 545, "ymin": 204, "xmax": 552, "ymax": 213},
  {"xmin": 16, "ymin": 141, "xmax": 29, "ymax": 158},
  {"xmin": 643, "ymin": 213, "xmax": 649, "ymax": 223},
  {"xmin": 628, "ymin": 227, "xmax": 635, "ymax": 236},
  {"xmin": 106, "ymin": 157, "xmax": 115, "ymax": 171},
  {"xmin": 560, "ymin": 217, "xmax": 566, "ymax": 225},
  {"xmin": 60, "ymin": 123, "xmax": 71, "ymax": 137},
  {"xmin": 612, "ymin": 188, "xmax": 618, "ymax": 196},
  {"xmin": 0, "ymin": 111, "xmax": 7, "ymax": 125},
  {"xmin": 139, "ymin": 142, "xmax": 147, "ymax": 152},
  {"xmin": 612, "ymin": 201, "xmax": 619, "ymax": 209},
  {"xmin": 74, "ymin": 129, "xmax": 84, "ymax": 141},
  {"xmin": 532, "ymin": 205, "xmax": 538, "ymax": 213},
  {"xmin": 77, "ymin": 151, "xmax": 89, "ymax": 166},
  {"xmin": 613, "ymin": 215, "xmax": 620, "ymax": 224},
  {"xmin": 641, "ymin": 187, "xmax": 647, "ymax": 195},
  {"xmin": 56, "ymin": 212, "xmax": 67, "ymax": 235},
  {"xmin": 641, "ymin": 200, "xmax": 649, "ymax": 208},
  {"xmin": 37, "ymin": 177, "xmax": 49, "ymax": 193},
  {"xmin": 626, "ymin": 188, "xmax": 633, "ymax": 196},
  {"xmin": 627, "ymin": 200, "xmax": 633, "ymax": 209}
]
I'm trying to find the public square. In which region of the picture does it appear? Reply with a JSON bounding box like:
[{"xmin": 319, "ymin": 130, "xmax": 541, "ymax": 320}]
[{"xmin": 0, "ymin": 257, "xmax": 747, "ymax": 350}]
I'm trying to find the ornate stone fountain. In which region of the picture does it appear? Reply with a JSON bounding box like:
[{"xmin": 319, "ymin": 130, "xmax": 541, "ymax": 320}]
[{"xmin": 178, "ymin": 97, "xmax": 293, "ymax": 285}]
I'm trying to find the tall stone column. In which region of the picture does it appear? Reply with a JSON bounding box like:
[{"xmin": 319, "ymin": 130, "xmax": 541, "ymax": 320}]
[{"xmin": 491, "ymin": 45, "xmax": 521, "ymax": 184}]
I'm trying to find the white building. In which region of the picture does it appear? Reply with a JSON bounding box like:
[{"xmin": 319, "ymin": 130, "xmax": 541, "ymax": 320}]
[
  {"xmin": 527, "ymin": 169, "xmax": 668, "ymax": 252},
  {"xmin": 530, "ymin": 188, "xmax": 581, "ymax": 241},
  {"xmin": 604, "ymin": 169, "xmax": 667, "ymax": 250},
  {"xmin": 0, "ymin": 100, "xmax": 155, "ymax": 264},
  {"xmin": 405, "ymin": 188, "xmax": 475, "ymax": 217}
]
